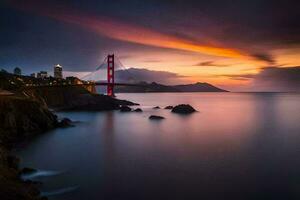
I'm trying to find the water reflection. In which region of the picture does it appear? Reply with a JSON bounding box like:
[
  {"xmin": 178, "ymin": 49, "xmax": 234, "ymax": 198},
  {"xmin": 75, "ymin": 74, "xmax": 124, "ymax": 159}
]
[
  {"xmin": 16, "ymin": 93, "xmax": 300, "ymax": 200},
  {"xmin": 102, "ymin": 111, "xmax": 118, "ymax": 198}
]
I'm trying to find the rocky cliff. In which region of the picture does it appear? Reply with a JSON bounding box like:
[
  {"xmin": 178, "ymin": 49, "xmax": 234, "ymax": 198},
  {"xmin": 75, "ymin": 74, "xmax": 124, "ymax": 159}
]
[
  {"xmin": 0, "ymin": 95, "xmax": 58, "ymax": 200},
  {"xmin": 23, "ymin": 86, "xmax": 137, "ymax": 111},
  {"xmin": 0, "ymin": 96, "xmax": 57, "ymax": 144},
  {"xmin": 0, "ymin": 72, "xmax": 137, "ymax": 200}
]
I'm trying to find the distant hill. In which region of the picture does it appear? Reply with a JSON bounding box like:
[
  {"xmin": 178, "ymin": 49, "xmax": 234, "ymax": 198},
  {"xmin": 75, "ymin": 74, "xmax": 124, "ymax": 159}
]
[
  {"xmin": 115, "ymin": 82, "xmax": 228, "ymax": 93},
  {"xmin": 174, "ymin": 82, "xmax": 228, "ymax": 92}
]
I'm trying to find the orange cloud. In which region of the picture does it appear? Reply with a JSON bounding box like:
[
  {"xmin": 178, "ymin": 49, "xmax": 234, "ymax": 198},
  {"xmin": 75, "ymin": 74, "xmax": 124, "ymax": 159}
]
[
  {"xmin": 9, "ymin": 0, "xmax": 247, "ymax": 59},
  {"xmin": 66, "ymin": 15, "xmax": 246, "ymax": 58}
]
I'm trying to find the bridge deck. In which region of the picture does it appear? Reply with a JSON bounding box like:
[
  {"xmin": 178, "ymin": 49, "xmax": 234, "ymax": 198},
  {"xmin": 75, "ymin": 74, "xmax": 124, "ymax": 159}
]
[{"xmin": 24, "ymin": 82, "xmax": 142, "ymax": 88}]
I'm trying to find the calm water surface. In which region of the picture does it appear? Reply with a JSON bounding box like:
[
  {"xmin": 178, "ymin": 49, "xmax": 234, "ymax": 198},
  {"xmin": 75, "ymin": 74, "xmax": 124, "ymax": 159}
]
[{"xmin": 16, "ymin": 93, "xmax": 300, "ymax": 200}]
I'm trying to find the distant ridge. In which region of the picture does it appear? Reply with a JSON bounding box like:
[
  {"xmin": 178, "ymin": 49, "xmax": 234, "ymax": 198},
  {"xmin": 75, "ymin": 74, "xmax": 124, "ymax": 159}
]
[
  {"xmin": 174, "ymin": 82, "xmax": 228, "ymax": 92},
  {"xmin": 115, "ymin": 82, "xmax": 228, "ymax": 93}
]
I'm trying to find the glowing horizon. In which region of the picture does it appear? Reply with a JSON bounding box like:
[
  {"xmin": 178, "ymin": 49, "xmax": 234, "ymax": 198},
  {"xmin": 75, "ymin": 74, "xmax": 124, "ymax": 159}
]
[{"xmin": 4, "ymin": 0, "xmax": 300, "ymax": 91}]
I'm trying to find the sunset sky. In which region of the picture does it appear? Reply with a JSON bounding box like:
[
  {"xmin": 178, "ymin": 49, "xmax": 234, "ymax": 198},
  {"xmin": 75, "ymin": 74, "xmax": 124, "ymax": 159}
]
[{"xmin": 1, "ymin": 0, "xmax": 299, "ymax": 91}]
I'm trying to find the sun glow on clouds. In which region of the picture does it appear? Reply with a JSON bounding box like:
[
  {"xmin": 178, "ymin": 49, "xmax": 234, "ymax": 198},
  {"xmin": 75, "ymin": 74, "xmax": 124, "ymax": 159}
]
[
  {"xmin": 61, "ymin": 15, "xmax": 247, "ymax": 60},
  {"xmin": 119, "ymin": 49, "xmax": 264, "ymax": 86},
  {"xmin": 11, "ymin": 1, "xmax": 246, "ymax": 60},
  {"xmin": 8, "ymin": 0, "xmax": 300, "ymax": 91}
]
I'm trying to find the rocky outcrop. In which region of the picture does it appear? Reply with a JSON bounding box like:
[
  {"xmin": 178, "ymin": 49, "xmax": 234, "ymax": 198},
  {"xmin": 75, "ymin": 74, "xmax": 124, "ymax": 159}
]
[
  {"xmin": 24, "ymin": 86, "xmax": 137, "ymax": 111},
  {"xmin": 0, "ymin": 147, "xmax": 42, "ymax": 200},
  {"xmin": 153, "ymin": 106, "xmax": 160, "ymax": 109},
  {"xmin": 164, "ymin": 105, "xmax": 173, "ymax": 109},
  {"xmin": 133, "ymin": 108, "xmax": 143, "ymax": 112},
  {"xmin": 1, "ymin": 71, "xmax": 137, "ymax": 111},
  {"xmin": 0, "ymin": 95, "xmax": 58, "ymax": 200},
  {"xmin": 149, "ymin": 115, "xmax": 165, "ymax": 120},
  {"xmin": 20, "ymin": 168, "xmax": 37, "ymax": 175},
  {"xmin": 120, "ymin": 105, "xmax": 132, "ymax": 112},
  {"xmin": 0, "ymin": 96, "xmax": 58, "ymax": 144},
  {"xmin": 57, "ymin": 118, "xmax": 73, "ymax": 128},
  {"xmin": 171, "ymin": 104, "xmax": 196, "ymax": 114}
]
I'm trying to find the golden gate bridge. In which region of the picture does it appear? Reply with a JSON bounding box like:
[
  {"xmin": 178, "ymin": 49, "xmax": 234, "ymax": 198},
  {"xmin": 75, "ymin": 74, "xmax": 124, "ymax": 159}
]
[
  {"xmin": 26, "ymin": 54, "xmax": 141, "ymax": 97},
  {"xmin": 80, "ymin": 54, "xmax": 144, "ymax": 97}
]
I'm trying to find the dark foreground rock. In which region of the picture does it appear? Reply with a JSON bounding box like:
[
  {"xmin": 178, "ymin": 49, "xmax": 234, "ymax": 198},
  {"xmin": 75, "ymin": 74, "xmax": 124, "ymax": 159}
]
[
  {"xmin": 149, "ymin": 115, "xmax": 165, "ymax": 120},
  {"xmin": 24, "ymin": 86, "xmax": 138, "ymax": 111},
  {"xmin": 0, "ymin": 96, "xmax": 58, "ymax": 143},
  {"xmin": 153, "ymin": 106, "xmax": 160, "ymax": 109},
  {"xmin": 0, "ymin": 95, "xmax": 58, "ymax": 200},
  {"xmin": 20, "ymin": 168, "xmax": 37, "ymax": 175},
  {"xmin": 164, "ymin": 105, "xmax": 173, "ymax": 109},
  {"xmin": 120, "ymin": 105, "xmax": 132, "ymax": 112},
  {"xmin": 171, "ymin": 104, "xmax": 196, "ymax": 114},
  {"xmin": 133, "ymin": 108, "xmax": 143, "ymax": 112}
]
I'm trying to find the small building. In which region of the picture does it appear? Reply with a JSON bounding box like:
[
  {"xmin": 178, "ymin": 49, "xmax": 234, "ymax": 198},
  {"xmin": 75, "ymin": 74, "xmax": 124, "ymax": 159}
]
[
  {"xmin": 54, "ymin": 64, "xmax": 63, "ymax": 79},
  {"xmin": 37, "ymin": 71, "xmax": 48, "ymax": 79},
  {"xmin": 66, "ymin": 76, "xmax": 83, "ymax": 85},
  {"xmin": 30, "ymin": 73, "xmax": 36, "ymax": 78},
  {"xmin": 14, "ymin": 67, "xmax": 21, "ymax": 76}
]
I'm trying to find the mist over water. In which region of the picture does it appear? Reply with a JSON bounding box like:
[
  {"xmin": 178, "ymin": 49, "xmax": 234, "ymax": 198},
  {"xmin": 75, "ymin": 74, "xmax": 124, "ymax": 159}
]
[{"xmin": 16, "ymin": 93, "xmax": 300, "ymax": 200}]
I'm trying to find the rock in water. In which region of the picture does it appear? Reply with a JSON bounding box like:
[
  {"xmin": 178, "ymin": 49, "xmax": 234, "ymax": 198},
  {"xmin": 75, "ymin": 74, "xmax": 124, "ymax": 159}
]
[
  {"xmin": 149, "ymin": 115, "xmax": 165, "ymax": 120},
  {"xmin": 20, "ymin": 167, "xmax": 37, "ymax": 175},
  {"xmin": 120, "ymin": 105, "xmax": 132, "ymax": 112},
  {"xmin": 58, "ymin": 118, "xmax": 73, "ymax": 127},
  {"xmin": 153, "ymin": 106, "xmax": 160, "ymax": 109},
  {"xmin": 164, "ymin": 105, "xmax": 173, "ymax": 109},
  {"xmin": 133, "ymin": 108, "xmax": 143, "ymax": 112},
  {"xmin": 171, "ymin": 104, "xmax": 196, "ymax": 114}
]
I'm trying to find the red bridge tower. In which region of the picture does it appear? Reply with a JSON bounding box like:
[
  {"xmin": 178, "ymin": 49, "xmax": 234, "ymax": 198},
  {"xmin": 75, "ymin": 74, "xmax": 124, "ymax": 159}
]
[{"xmin": 107, "ymin": 54, "xmax": 115, "ymax": 97}]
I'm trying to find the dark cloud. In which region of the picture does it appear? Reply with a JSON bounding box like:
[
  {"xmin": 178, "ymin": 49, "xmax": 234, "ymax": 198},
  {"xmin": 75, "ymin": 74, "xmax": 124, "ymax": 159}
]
[
  {"xmin": 224, "ymin": 66, "xmax": 300, "ymax": 92},
  {"xmin": 252, "ymin": 66, "xmax": 300, "ymax": 91},
  {"xmin": 156, "ymin": 0, "xmax": 300, "ymax": 60},
  {"xmin": 194, "ymin": 61, "xmax": 230, "ymax": 67},
  {"xmin": 115, "ymin": 67, "xmax": 185, "ymax": 84},
  {"xmin": 251, "ymin": 53, "xmax": 276, "ymax": 65}
]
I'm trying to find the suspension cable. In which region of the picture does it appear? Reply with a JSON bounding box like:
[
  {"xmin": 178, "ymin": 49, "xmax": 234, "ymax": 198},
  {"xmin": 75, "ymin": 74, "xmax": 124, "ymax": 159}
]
[
  {"xmin": 81, "ymin": 56, "xmax": 107, "ymax": 80},
  {"xmin": 115, "ymin": 55, "xmax": 138, "ymax": 83}
]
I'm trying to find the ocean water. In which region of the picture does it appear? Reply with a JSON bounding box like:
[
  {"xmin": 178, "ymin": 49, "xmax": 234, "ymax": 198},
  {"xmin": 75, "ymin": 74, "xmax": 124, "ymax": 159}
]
[{"xmin": 16, "ymin": 93, "xmax": 300, "ymax": 200}]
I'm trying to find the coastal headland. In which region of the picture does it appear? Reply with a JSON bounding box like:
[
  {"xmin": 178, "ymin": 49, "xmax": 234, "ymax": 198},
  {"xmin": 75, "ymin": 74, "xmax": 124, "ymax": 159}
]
[{"xmin": 0, "ymin": 71, "xmax": 136, "ymax": 200}]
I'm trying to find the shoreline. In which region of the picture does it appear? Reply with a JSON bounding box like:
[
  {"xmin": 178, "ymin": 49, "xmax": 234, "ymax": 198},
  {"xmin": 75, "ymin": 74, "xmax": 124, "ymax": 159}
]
[{"xmin": 0, "ymin": 86, "xmax": 137, "ymax": 200}]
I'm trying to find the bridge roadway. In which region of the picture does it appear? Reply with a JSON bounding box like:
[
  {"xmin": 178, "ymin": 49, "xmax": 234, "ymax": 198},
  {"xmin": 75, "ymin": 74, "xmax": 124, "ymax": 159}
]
[{"xmin": 24, "ymin": 82, "xmax": 142, "ymax": 88}]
